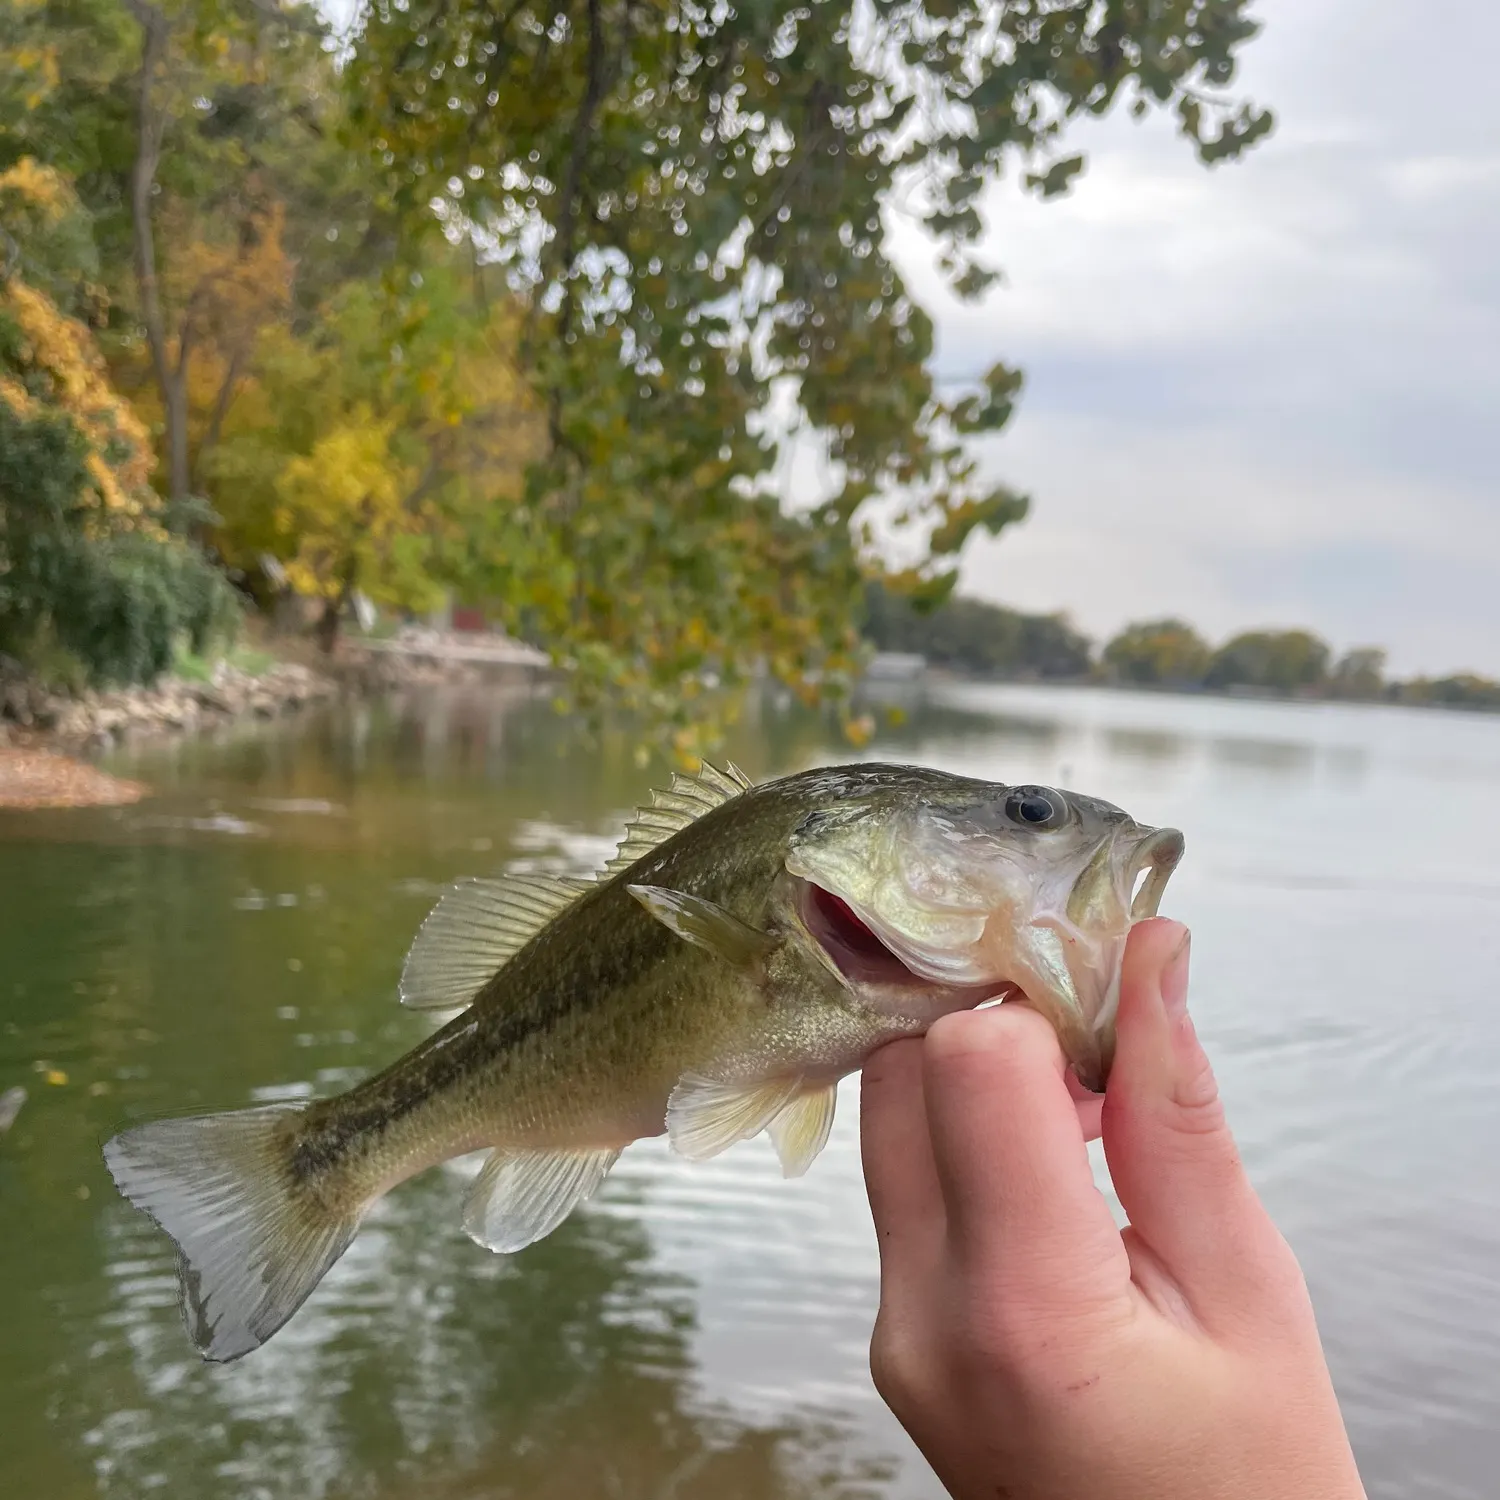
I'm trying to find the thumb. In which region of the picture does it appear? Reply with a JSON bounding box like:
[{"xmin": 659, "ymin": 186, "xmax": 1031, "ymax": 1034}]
[{"xmin": 1103, "ymin": 920, "xmax": 1295, "ymax": 1327}]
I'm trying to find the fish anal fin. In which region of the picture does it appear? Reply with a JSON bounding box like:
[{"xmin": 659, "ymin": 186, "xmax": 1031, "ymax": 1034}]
[
  {"xmin": 766, "ymin": 1084, "xmax": 838, "ymax": 1178},
  {"xmin": 603, "ymin": 762, "xmax": 755, "ymax": 876},
  {"xmin": 627, "ymin": 884, "xmax": 774, "ymax": 967},
  {"xmin": 462, "ymin": 1145, "xmax": 621, "ymax": 1254},
  {"xmin": 400, "ymin": 874, "xmax": 593, "ymax": 1011},
  {"xmin": 666, "ymin": 1072, "xmax": 801, "ymax": 1161}
]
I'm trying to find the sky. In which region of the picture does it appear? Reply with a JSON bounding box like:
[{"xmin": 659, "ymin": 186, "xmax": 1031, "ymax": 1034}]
[
  {"xmin": 321, "ymin": 0, "xmax": 1497, "ymax": 676},
  {"xmin": 884, "ymin": 0, "xmax": 1500, "ymax": 676}
]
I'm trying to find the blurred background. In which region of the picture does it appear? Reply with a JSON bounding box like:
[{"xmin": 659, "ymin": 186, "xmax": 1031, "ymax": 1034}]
[{"xmin": 1, "ymin": 2, "xmax": 1496, "ymax": 1498}]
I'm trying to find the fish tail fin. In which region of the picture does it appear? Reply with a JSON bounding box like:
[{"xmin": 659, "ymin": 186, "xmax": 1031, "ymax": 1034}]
[{"xmin": 103, "ymin": 1104, "xmax": 362, "ymax": 1362}]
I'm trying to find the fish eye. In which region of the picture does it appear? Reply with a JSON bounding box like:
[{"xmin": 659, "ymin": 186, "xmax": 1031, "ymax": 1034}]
[{"xmin": 1004, "ymin": 786, "xmax": 1066, "ymax": 831}]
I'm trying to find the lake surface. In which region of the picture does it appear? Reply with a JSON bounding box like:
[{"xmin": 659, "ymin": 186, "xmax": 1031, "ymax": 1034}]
[{"xmin": 1, "ymin": 681, "xmax": 1497, "ymax": 1500}]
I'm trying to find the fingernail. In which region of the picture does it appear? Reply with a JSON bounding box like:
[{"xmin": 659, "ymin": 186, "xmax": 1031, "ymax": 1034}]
[{"xmin": 1161, "ymin": 928, "xmax": 1191, "ymax": 1021}]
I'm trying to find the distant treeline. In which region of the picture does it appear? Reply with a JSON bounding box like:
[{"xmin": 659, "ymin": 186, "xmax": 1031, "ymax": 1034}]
[{"xmin": 862, "ymin": 586, "xmax": 1500, "ymax": 711}]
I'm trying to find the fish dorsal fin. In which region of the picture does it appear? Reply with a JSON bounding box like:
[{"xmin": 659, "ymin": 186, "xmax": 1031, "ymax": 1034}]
[
  {"xmin": 462, "ymin": 1145, "xmax": 621, "ymax": 1254},
  {"xmin": 603, "ymin": 761, "xmax": 754, "ymax": 876},
  {"xmin": 400, "ymin": 874, "xmax": 594, "ymax": 1010},
  {"xmin": 766, "ymin": 1085, "xmax": 838, "ymax": 1178},
  {"xmin": 666, "ymin": 1072, "xmax": 801, "ymax": 1162}
]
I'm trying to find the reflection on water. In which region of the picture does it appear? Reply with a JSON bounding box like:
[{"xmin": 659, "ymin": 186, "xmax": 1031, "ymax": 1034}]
[
  {"xmin": 1208, "ymin": 734, "xmax": 1317, "ymax": 776},
  {"xmin": 3, "ymin": 681, "xmax": 1499, "ymax": 1500},
  {"xmin": 1102, "ymin": 725, "xmax": 1188, "ymax": 766},
  {"xmin": 83, "ymin": 1184, "xmax": 889, "ymax": 1500}
]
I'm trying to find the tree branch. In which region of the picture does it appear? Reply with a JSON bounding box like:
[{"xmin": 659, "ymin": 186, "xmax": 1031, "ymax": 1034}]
[
  {"xmin": 124, "ymin": 0, "xmax": 194, "ymax": 504},
  {"xmin": 553, "ymin": 0, "xmax": 607, "ymax": 295},
  {"xmin": 124, "ymin": 2, "xmax": 170, "ymax": 415},
  {"xmin": 192, "ymin": 346, "xmax": 247, "ymax": 486}
]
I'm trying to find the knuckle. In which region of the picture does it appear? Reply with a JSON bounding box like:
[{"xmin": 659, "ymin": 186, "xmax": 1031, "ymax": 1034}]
[
  {"xmin": 1167, "ymin": 1050, "xmax": 1226, "ymax": 1134},
  {"xmin": 869, "ymin": 1310, "xmax": 922, "ymax": 1410},
  {"xmin": 1249, "ymin": 1230, "xmax": 1317, "ymax": 1318}
]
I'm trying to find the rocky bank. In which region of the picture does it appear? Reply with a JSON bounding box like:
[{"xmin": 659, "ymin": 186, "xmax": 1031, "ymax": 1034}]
[{"xmin": 0, "ymin": 655, "xmax": 339, "ymax": 751}]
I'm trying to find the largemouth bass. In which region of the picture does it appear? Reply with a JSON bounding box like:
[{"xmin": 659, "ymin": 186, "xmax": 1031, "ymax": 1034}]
[{"xmin": 104, "ymin": 761, "xmax": 1182, "ymax": 1361}]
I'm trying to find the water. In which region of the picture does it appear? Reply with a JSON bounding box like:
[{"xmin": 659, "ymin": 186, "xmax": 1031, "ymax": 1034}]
[{"xmin": 1, "ymin": 681, "xmax": 1497, "ymax": 1499}]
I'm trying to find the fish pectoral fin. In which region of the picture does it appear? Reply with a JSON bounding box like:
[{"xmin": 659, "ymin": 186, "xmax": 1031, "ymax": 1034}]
[
  {"xmin": 627, "ymin": 885, "xmax": 775, "ymax": 968},
  {"xmin": 462, "ymin": 1145, "xmax": 622, "ymax": 1254},
  {"xmin": 666, "ymin": 1072, "xmax": 802, "ymax": 1161},
  {"xmin": 401, "ymin": 874, "xmax": 594, "ymax": 1011},
  {"xmin": 766, "ymin": 1084, "xmax": 839, "ymax": 1179}
]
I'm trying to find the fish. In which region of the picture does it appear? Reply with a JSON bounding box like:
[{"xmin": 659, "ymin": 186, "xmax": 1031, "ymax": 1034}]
[
  {"xmin": 0, "ymin": 1085, "xmax": 26, "ymax": 1136},
  {"xmin": 103, "ymin": 761, "xmax": 1183, "ymax": 1362}
]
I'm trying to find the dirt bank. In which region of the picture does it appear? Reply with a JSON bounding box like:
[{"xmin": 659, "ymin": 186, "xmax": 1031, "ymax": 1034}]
[{"xmin": 0, "ymin": 747, "xmax": 147, "ymax": 810}]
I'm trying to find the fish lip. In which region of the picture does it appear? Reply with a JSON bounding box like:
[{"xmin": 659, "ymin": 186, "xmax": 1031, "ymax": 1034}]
[
  {"xmin": 1128, "ymin": 826, "xmax": 1185, "ymax": 920},
  {"xmin": 1040, "ymin": 822, "xmax": 1186, "ymax": 1088}
]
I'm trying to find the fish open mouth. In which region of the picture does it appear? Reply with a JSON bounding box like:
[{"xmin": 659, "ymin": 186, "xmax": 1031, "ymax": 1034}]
[
  {"xmin": 799, "ymin": 881, "xmax": 1008, "ymax": 1002},
  {"xmin": 803, "ymin": 882, "xmax": 912, "ymax": 986}
]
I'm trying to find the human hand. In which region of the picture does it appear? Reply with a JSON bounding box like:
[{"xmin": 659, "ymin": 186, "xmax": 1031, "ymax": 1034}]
[{"xmin": 860, "ymin": 918, "xmax": 1366, "ymax": 1500}]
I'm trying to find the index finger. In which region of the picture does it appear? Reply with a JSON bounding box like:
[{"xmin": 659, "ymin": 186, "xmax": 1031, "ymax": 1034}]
[{"xmin": 922, "ymin": 1005, "xmax": 1127, "ymax": 1304}]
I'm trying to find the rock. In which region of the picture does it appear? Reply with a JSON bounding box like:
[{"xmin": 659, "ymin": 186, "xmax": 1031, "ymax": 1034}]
[{"xmin": 0, "ymin": 651, "xmax": 340, "ymax": 750}]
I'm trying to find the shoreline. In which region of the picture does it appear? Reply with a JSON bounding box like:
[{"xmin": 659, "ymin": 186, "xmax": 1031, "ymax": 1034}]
[
  {"xmin": 0, "ymin": 628, "xmax": 555, "ymax": 809},
  {"xmin": 902, "ymin": 668, "xmax": 1500, "ymax": 715},
  {"xmin": 0, "ymin": 746, "xmax": 149, "ymax": 810},
  {"xmin": 0, "ymin": 658, "xmax": 339, "ymax": 810}
]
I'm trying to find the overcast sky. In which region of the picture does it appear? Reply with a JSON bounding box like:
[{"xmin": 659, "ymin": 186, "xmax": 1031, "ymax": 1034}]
[{"xmin": 882, "ymin": 0, "xmax": 1500, "ymax": 676}]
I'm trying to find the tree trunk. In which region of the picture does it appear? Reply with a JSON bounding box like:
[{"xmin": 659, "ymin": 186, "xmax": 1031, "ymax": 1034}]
[
  {"xmin": 164, "ymin": 366, "xmax": 191, "ymax": 509},
  {"xmin": 315, "ymin": 542, "xmax": 362, "ymax": 655},
  {"xmin": 314, "ymin": 594, "xmax": 343, "ymax": 655},
  {"xmin": 125, "ymin": 1, "xmax": 191, "ymax": 505}
]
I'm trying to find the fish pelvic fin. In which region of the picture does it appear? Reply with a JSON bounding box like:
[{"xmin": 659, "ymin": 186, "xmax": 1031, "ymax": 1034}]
[
  {"xmin": 766, "ymin": 1084, "xmax": 838, "ymax": 1178},
  {"xmin": 627, "ymin": 884, "xmax": 775, "ymax": 967},
  {"xmin": 462, "ymin": 1145, "xmax": 621, "ymax": 1254},
  {"xmin": 666, "ymin": 1072, "xmax": 802, "ymax": 1161},
  {"xmin": 103, "ymin": 1105, "xmax": 364, "ymax": 1362}
]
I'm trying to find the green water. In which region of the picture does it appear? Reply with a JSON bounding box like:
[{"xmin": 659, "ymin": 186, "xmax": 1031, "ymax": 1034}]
[{"xmin": 3, "ymin": 681, "xmax": 1498, "ymax": 1499}]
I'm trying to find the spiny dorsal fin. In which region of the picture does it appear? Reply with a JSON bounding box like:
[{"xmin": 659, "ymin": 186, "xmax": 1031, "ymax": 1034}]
[
  {"xmin": 400, "ymin": 873, "xmax": 594, "ymax": 1011},
  {"xmin": 603, "ymin": 761, "xmax": 754, "ymax": 876}
]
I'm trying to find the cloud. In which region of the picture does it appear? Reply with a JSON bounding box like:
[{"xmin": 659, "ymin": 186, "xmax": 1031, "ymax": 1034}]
[{"xmin": 884, "ymin": 0, "xmax": 1500, "ymax": 675}]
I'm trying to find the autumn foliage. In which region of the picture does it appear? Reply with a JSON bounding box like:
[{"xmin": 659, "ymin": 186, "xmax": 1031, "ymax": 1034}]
[{"xmin": 0, "ymin": 0, "xmax": 1271, "ymax": 729}]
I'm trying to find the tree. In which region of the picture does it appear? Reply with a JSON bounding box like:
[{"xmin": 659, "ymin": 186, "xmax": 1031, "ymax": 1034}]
[
  {"xmin": 1102, "ymin": 618, "xmax": 1210, "ymax": 687},
  {"xmin": 114, "ymin": 0, "xmax": 329, "ymax": 507},
  {"xmin": 1205, "ymin": 629, "xmax": 1330, "ymax": 695},
  {"xmin": 0, "ymin": 243, "xmax": 236, "ymax": 684},
  {"xmin": 345, "ymin": 0, "xmax": 1271, "ymax": 724},
  {"xmin": 203, "ymin": 255, "xmax": 543, "ymax": 649},
  {"xmin": 863, "ymin": 581, "xmax": 1091, "ymax": 677},
  {"xmin": 1328, "ymin": 647, "xmax": 1385, "ymax": 701},
  {"xmin": 1395, "ymin": 674, "xmax": 1500, "ymax": 712}
]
